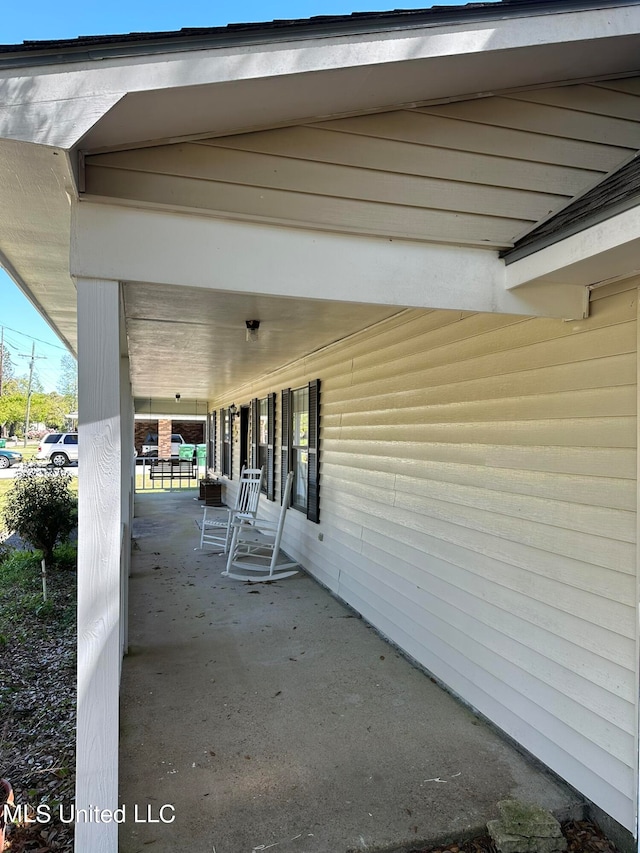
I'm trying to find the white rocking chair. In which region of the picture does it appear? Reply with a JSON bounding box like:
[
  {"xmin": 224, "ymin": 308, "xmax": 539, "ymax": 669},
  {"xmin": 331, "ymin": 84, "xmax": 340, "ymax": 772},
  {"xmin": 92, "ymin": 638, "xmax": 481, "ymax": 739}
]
[
  {"xmin": 223, "ymin": 471, "xmax": 298, "ymax": 582},
  {"xmin": 200, "ymin": 467, "xmax": 263, "ymax": 553}
]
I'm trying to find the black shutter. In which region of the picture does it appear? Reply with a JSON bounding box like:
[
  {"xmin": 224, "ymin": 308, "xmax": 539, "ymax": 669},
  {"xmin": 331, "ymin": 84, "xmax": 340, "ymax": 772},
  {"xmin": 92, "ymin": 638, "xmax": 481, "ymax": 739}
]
[
  {"xmin": 307, "ymin": 379, "xmax": 320, "ymax": 523},
  {"xmin": 267, "ymin": 392, "xmax": 276, "ymax": 502},
  {"xmin": 229, "ymin": 408, "xmax": 233, "ymax": 481},
  {"xmin": 280, "ymin": 388, "xmax": 291, "ymax": 504},
  {"xmin": 220, "ymin": 408, "xmax": 225, "ymax": 475},
  {"xmin": 251, "ymin": 398, "xmax": 259, "ymax": 468},
  {"xmin": 221, "ymin": 407, "xmax": 233, "ymax": 478},
  {"xmin": 209, "ymin": 411, "xmax": 217, "ymax": 471}
]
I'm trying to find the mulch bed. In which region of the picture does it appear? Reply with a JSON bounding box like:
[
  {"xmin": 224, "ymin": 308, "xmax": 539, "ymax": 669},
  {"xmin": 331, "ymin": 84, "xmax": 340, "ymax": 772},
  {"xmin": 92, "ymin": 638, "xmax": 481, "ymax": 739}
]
[{"xmin": 0, "ymin": 570, "xmax": 75, "ymax": 853}]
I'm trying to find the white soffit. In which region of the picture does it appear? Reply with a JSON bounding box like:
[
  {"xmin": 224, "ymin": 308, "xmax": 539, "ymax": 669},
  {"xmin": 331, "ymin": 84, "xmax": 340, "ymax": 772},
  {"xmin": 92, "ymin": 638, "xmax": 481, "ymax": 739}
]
[
  {"xmin": 0, "ymin": 138, "xmax": 76, "ymax": 351},
  {"xmin": 83, "ymin": 79, "xmax": 640, "ymax": 251}
]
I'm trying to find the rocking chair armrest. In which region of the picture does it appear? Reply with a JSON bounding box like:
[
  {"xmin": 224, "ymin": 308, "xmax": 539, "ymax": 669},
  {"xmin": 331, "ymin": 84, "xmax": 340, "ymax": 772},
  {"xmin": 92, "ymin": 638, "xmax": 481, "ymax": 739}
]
[
  {"xmin": 203, "ymin": 507, "xmax": 232, "ymax": 523},
  {"xmin": 230, "ymin": 517, "xmax": 277, "ymax": 532}
]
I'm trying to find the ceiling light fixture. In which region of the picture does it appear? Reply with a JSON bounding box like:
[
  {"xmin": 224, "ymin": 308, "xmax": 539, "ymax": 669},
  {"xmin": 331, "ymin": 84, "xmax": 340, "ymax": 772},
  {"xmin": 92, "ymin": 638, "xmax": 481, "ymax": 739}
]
[{"xmin": 245, "ymin": 319, "xmax": 260, "ymax": 343}]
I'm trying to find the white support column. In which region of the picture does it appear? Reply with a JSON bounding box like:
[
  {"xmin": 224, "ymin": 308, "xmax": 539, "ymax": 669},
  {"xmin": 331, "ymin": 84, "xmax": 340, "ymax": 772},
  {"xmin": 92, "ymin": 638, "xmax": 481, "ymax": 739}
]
[
  {"xmin": 76, "ymin": 277, "xmax": 122, "ymax": 853},
  {"xmin": 120, "ymin": 352, "xmax": 134, "ymax": 659},
  {"xmin": 636, "ymin": 289, "xmax": 640, "ymax": 852}
]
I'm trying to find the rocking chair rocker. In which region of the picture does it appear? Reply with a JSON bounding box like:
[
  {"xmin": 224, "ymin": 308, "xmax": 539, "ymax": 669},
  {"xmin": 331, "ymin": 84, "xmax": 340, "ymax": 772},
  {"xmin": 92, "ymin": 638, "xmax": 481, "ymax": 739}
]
[{"xmin": 223, "ymin": 471, "xmax": 298, "ymax": 582}]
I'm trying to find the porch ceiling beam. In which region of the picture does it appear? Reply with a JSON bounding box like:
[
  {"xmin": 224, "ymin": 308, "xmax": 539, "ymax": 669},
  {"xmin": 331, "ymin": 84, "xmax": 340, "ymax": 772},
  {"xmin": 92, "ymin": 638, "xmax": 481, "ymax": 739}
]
[
  {"xmin": 71, "ymin": 202, "xmax": 587, "ymax": 319},
  {"xmin": 505, "ymin": 205, "xmax": 640, "ymax": 292}
]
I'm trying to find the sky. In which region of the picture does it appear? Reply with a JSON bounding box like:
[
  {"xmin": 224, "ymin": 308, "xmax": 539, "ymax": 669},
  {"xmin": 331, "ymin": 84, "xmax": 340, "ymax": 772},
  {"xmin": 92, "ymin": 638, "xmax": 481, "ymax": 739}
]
[{"xmin": 0, "ymin": 0, "xmax": 470, "ymax": 392}]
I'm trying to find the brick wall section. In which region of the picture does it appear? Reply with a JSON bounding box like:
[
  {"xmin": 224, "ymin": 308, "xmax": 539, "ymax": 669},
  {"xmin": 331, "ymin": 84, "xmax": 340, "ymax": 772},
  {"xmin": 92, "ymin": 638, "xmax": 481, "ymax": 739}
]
[
  {"xmin": 158, "ymin": 419, "xmax": 172, "ymax": 458},
  {"xmin": 173, "ymin": 421, "xmax": 204, "ymax": 445},
  {"xmin": 135, "ymin": 420, "xmax": 157, "ymax": 453}
]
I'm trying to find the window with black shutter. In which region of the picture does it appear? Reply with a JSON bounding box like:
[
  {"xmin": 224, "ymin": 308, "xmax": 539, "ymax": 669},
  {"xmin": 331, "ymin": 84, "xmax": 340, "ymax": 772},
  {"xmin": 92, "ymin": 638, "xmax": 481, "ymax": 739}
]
[
  {"xmin": 307, "ymin": 379, "xmax": 320, "ymax": 523},
  {"xmin": 251, "ymin": 398, "xmax": 259, "ymax": 469},
  {"xmin": 266, "ymin": 392, "xmax": 276, "ymax": 502},
  {"xmin": 280, "ymin": 389, "xmax": 290, "ymax": 504},
  {"xmin": 221, "ymin": 407, "xmax": 232, "ymax": 478},
  {"xmin": 281, "ymin": 380, "xmax": 320, "ymax": 521},
  {"xmin": 252, "ymin": 395, "xmax": 276, "ymax": 498}
]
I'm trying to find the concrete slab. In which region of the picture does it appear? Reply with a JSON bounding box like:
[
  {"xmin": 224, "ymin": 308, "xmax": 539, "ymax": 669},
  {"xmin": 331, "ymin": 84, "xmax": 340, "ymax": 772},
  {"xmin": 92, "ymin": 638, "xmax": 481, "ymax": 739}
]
[{"xmin": 119, "ymin": 490, "xmax": 583, "ymax": 853}]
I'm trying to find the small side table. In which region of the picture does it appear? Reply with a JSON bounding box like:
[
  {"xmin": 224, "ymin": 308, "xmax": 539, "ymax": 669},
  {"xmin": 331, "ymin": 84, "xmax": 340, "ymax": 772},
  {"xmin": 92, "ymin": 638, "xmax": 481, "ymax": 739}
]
[{"xmin": 201, "ymin": 480, "xmax": 224, "ymax": 507}]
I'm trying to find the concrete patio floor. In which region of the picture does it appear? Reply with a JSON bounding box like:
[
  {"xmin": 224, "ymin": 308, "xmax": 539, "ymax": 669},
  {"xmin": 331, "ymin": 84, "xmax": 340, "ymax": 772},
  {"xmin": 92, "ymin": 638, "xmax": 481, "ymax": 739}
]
[{"xmin": 119, "ymin": 489, "xmax": 584, "ymax": 853}]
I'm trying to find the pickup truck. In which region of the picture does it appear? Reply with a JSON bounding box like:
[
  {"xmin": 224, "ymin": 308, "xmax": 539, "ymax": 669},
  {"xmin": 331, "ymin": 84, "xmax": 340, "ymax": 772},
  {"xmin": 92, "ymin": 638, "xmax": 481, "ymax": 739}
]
[{"xmin": 141, "ymin": 433, "xmax": 185, "ymax": 458}]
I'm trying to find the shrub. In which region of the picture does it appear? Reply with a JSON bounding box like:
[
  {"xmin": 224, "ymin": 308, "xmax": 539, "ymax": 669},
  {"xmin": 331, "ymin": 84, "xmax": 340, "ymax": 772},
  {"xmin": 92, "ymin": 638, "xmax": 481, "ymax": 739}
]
[
  {"xmin": 52, "ymin": 542, "xmax": 77, "ymax": 571},
  {"xmin": 3, "ymin": 468, "xmax": 77, "ymax": 566}
]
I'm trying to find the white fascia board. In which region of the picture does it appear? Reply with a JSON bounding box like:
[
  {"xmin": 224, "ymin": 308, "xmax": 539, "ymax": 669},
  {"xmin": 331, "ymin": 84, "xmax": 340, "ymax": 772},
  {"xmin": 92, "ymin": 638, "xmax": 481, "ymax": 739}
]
[
  {"xmin": 0, "ymin": 92, "xmax": 124, "ymax": 149},
  {"xmin": 505, "ymin": 205, "xmax": 640, "ymax": 291},
  {"xmin": 3, "ymin": 5, "xmax": 639, "ymax": 95},
  {"xmin": 1, "ymin": 4, "xmax": 639, "ymax": 149},
  {"xmin": 70, "ymin": 201, "xmax": 587, "ymax": 319}
]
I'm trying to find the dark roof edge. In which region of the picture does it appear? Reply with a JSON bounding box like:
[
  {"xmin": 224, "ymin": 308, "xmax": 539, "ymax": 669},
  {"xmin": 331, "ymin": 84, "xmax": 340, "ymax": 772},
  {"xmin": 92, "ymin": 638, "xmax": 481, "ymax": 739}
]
[
  {"xmin": 503, "ymin": 153, "xmax": 640, "ymax": 264},
  {"xmin": 0, "ymin": 0, "xmax": 638, "ymax": 70},
  {"xmin": 503, "ymin": 196, "xmax": 640, "ymax": 265}
]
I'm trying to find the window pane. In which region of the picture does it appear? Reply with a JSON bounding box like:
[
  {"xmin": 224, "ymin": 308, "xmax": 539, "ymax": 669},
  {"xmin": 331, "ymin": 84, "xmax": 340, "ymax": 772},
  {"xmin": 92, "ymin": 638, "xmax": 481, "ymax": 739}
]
[
  {"xmin": 292, "ymin": 387, "xmax": 308, "ymax": 448},
  {"xmin": 259, "ymin": 397, "xmax": 268, "ymax": 446},
  {"xmin": 291, "ymin": 387, "xmax": 309, "ymax": 511},
  {"xmin": 292, "ymin": 448, "xmax": 308, "ymax": 510}
]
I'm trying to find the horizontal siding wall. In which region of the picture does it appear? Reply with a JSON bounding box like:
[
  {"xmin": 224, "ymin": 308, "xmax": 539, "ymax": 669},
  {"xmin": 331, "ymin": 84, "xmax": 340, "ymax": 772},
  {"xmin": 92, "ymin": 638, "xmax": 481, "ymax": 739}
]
[{"xmin": 213, "ymin": 280, "xmax": 637, "ymax": 832}]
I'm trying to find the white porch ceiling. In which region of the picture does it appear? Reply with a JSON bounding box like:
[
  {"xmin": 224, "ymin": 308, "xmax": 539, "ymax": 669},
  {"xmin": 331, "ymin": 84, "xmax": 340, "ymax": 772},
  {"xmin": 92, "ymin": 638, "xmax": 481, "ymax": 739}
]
[{"xmin": 123, "ymin": 283, "xmax": 401, "ymax": 400}]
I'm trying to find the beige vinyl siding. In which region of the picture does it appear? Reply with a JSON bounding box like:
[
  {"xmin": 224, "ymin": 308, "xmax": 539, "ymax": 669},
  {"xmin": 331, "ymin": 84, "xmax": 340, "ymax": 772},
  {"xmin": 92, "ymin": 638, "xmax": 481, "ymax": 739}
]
[
  {"xmin": 84, "ymin": 78, "xmax": 640, "ymax": 248},
  {"xmin": 214, "ymin": 280, "xmax": 637, "ymax": 831}
]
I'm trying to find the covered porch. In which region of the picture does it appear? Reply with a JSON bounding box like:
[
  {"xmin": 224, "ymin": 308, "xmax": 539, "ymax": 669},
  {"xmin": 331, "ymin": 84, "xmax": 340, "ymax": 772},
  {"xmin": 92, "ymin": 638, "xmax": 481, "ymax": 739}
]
[
  {"xmin": 119, "ymin": 489, "xmax": 582, "ymax": 853},
  {"xmin": 1, "ymin": 4, "xmax": 640, "ymax": 851}
]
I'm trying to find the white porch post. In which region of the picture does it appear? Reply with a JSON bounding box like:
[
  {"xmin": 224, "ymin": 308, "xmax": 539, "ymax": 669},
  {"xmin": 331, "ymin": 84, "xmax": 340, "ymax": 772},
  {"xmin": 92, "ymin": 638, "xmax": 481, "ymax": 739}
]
[
  {"xmin": 637, "ymin": 288, "xmax": 640, "ymax": 852},
  {"xmin": 120, "ymin": 351, "xmax": 134, "ymax": 659},
  {"xmin": 75, "ymin": 277, "xmax": 123, "ymax": 853}
]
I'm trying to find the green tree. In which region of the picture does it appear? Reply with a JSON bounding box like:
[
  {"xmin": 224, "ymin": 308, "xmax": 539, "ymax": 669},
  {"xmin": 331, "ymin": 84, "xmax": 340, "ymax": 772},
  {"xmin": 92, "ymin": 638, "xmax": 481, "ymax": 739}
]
[
  {"xmin": 0, "ymin": 392, "xmax": 26, "ymax": 436},
  {"xmin": 57, "ymin": 354, "xmax": 77, "ymax": 407},
  {"xmin": 0, "ymin": 343, "xmax": 14, "ymax": 393},
  {"xmin": 3, "ymin": 468, "xmax": 77, "ymax": 566},
  {"xmin": 3, "ymin": 377, "xmax": 29, "ymax": 395},
  {"xmin": 30, "ymin": 392, "xmax": 70, "ymax": 430}
]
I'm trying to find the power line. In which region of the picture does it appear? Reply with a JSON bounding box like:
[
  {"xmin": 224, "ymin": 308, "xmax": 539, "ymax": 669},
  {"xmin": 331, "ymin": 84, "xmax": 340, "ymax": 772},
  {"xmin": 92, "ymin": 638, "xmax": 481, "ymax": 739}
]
[{"xmin": 1, "ymin": 323, "xmax": 69, "ymax": 352}]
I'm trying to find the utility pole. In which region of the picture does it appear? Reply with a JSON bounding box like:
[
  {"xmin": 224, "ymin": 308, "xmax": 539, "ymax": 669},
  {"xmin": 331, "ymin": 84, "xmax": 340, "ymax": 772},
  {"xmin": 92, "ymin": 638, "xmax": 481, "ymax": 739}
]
[
  {"xmin": 0, "ymin": 326, "xmax": 4, "ymax": 396},
  {"xmin": 19, "ymin": 343, "xmax": 46, "ymax": 448}
]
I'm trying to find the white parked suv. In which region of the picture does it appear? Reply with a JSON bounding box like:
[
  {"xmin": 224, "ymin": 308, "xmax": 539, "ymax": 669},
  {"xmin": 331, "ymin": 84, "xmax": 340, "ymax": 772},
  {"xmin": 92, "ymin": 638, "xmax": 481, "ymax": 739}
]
[
  {"xmin": 141, "ymin": 433, "xmax": 185, "ymax": 458},
  {"xmin": 36, "ymin": 433, "xmax": 78, "ymax": 467}
]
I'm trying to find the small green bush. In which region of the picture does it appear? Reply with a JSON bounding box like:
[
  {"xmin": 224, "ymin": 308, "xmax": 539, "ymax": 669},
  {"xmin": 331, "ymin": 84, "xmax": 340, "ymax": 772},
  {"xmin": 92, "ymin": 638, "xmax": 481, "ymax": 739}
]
[
  {"xmin": 3, "ymin": 468, "xmax": 77, "ymax": 566},
  {"xmin": 52, "ymin": 542, "xmax": 77, "ymax": 571},
  {"xmin": 0, "ymin": 549, "xmax": 40, "ymax": 584}
]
